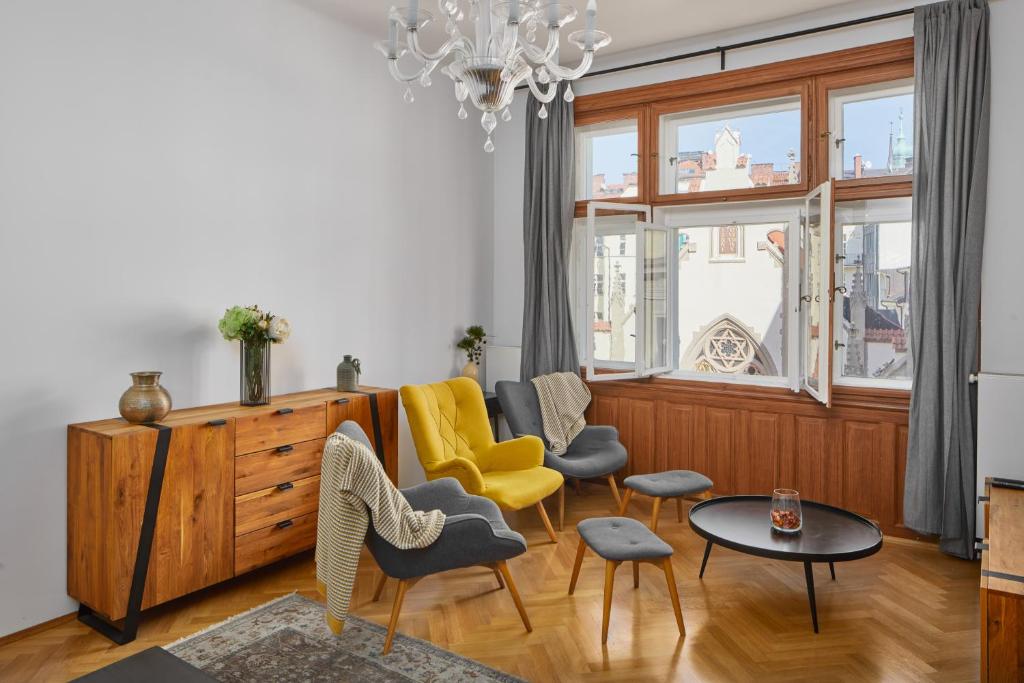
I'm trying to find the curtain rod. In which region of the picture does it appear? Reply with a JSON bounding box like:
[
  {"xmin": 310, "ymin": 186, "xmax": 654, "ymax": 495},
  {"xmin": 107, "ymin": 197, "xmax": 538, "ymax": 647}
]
[{"xmin": 517, "ymin": 7, "xmax": 914, "ymax": 88}]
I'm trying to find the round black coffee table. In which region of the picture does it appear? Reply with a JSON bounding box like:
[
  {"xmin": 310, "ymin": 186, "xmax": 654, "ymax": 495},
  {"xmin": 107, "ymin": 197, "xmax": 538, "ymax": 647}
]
[{"xmin": 688, "ymin": 495, "xmax": 882, "ymax": 633}]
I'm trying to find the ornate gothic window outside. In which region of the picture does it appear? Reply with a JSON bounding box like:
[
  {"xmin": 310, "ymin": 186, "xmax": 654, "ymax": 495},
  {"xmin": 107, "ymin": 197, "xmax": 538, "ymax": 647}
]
[
  {"xmin": 682, "ymin": 315, "xmax": 777, "ymax": 376},
  {"xmin": 711, "ymin": 224, "xmax": 745, "ymax": 261}
]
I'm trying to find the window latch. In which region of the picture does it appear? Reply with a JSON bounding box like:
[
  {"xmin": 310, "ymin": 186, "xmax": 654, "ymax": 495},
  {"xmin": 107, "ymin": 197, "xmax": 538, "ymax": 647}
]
[
  {"xmin": 834, "ymin": 341, "xmax": 846, "ymax": 350},
  {"xmin": 835, "ymin": 254, "xmax": 846, "ymax": 263},
  {"xmin": 833, "ymin": 285, "xmax": 847, "ymax": 296},
  {"xmin": 834, "ymin": 137, "xmax": 846, "ymax": 149},
  {"xmin": 668, "ymin": 156, "xmax": 677, "ymax": 166},
  {"xmin": 819, "ymin": 131, "xmax": 831, "ymax": 139}
]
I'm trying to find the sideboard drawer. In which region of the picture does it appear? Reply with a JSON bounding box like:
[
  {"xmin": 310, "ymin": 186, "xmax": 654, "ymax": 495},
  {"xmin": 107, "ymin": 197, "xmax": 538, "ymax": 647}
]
[
  {"xmin": 235, "ymin": 512, "xmax": 319, "ymax": 575},
  {"xmin": 235, "ymin": 475, "xmax": 320, "ymax": 536},
  {"xmin": 235, "ymin": 438, "xmax": 325, "ymax": 496},
  {"xmin": 235, "ymin": 403, "xmax": 326, "ymax": 454}
]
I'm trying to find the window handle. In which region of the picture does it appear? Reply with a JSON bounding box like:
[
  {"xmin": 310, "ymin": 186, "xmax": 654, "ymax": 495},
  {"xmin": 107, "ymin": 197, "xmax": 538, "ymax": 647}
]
[
  {"xmin": 833, "ymin": 286, "xmax": 847, "ymax": 296},
  {"xmin": 834, "ymin": 341, "xmax": 846, "ymax": 350},
  {"xmin": 834, "ymin": 137, "xmax": 846, "ymax": 149}
]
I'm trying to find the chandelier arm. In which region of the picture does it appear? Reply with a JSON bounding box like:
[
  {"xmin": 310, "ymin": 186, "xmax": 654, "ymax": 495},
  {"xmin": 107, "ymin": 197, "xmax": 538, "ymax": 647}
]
[
  {"xmin": 522, "ymin": 71, "xmax": 559, "ymax": 103},
  {"xmin": 406, "ymin": 29, "xmax": 475, "ymax": 63},
  {"xmin": 388, "ymin": 58, "xmax": 431, "ymax": 84},
  {"xmin": 544, "ymin": 50, "xmax": 594, "ymax": 81},
  {"xmin": 519, "ymin": 27, "xmax": 560, "ymax": 64}
]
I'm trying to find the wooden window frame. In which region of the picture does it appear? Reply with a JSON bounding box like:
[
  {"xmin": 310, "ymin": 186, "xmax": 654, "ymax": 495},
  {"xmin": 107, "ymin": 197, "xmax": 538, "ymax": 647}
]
[
  {"xmin": 573, "ymin": 106, "xmax": 648, "ymax": 217},
  {"xmin": 814, "ymin": 60, "xmax": 915, "ymax": 202},
  {"xmin": 570, "ymin": 38, "xmax": 915, "ymax": 400},
  {"xmin": 649, "ymin": 80, "xmax": 812, "ymax": 205}
]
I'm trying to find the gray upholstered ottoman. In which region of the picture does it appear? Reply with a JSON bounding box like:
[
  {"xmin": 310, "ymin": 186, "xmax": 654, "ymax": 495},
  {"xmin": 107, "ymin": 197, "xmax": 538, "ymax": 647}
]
[
  {"xmin": 620, "ymin": 470, "xmax": 713, "ymax": 531},
  {"xmin": 568, "ymin": 517, "xmax": 684, "ymax": 643}
]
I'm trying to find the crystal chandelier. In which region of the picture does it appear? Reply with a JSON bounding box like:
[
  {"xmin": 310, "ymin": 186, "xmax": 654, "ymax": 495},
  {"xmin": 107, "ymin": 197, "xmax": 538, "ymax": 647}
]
[{"xmin": 375, "ymin": 1, "xmax": 610, "ymax": 152}]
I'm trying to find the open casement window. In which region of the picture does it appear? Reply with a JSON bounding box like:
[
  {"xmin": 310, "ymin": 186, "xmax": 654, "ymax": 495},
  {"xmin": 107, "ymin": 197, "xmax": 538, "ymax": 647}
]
[
  {"xmin": 800, "ymin": 181, "xmax": 835, "ymax": 405},
  {"xmin": 585, "ymin": 202, "xmax": 673, "ymax": 382}
]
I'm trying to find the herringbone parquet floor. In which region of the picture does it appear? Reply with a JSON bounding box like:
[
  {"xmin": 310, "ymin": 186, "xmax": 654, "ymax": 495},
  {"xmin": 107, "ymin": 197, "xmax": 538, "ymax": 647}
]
[{"xmin": 0, "ymin": 492, "xmax": 980, "ymax": 682}]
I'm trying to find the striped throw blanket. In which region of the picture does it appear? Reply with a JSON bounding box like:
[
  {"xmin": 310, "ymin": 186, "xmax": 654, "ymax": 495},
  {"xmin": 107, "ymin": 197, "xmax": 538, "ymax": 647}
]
[
  {"xmin": 531, "ymin": 371, "xmax": 591, "ymax": 455},
  {"xmin": 315, "ymin": 433, "xmax": 445, "ymax": 625}
]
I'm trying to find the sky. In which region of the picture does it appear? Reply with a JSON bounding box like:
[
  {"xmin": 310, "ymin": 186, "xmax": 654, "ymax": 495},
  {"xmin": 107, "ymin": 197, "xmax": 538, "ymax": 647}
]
[{"xmin": 589, "ymin": 93, "xmax": 914, "ymax": 184}]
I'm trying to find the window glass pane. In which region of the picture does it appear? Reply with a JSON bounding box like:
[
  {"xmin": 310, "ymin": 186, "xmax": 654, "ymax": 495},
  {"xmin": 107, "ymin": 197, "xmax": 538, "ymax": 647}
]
[
  {"xmin": 575, "ymin": 119, "xmax": 638, "ymax": 200},
  {"xmin": 643, "ymin": 228, "xmax": 669, "ymax": 370},
  {"xmin": 593, "ymin": 228, "xmax": 636, "ymax": 364},
  {"xmin": 831, "ymin": 81, "xmax": 913, "ymax": 180},
  {"xmin": 660, "ymin": 96, "xmax": 801, "ymax": 195},
  {"xmin": 804, "ymin": 198, "xmax": 823, "ymax": 395},
  {"xmin": 836, "ymin": 199, "xmax": 913, "ymax": 381},
  {"xmin": 675, "ymin": 222, "xmax": 787, "ymax": 377}
]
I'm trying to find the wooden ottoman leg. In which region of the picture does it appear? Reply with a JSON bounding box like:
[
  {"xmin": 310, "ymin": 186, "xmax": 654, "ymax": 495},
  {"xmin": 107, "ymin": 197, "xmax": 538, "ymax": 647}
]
[
  {"xmin": 662, "ymin": 558, "xmax": 685, "ymax": 637},
  {"xmin": 632, "ymin": 561, "xmax": 640, "ymax": 588},
  {"xmin": 569, "ymin": 537, "xmax": 587, "ymax": 595},
  {"xmin": 602, "ymin": 561, "xmax": 618, "ymax": 644},
  {"xmin": 607, "ymin": 475, "xmax": 622, "ymax": 510},
  {"xmin": 618, "ymin": 488, "xmax": 633, "ymax": 516},
  {"xmin": 650, "ymin": 497, "xmax": 663, "ymax": 532},
  {"xmin": 676, "ymin": 498, "xmax": 683, "ymax": 522}
]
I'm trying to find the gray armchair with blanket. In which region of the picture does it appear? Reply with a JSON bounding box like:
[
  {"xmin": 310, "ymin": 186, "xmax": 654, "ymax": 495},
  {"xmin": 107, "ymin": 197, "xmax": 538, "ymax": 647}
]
[
  {"xmin": 494, "ymin": 380, "xmax": 627, "ymax": 530},
  {"xmin": 334, "ymin": 421, "xmax": 532, "ymax": 655}
]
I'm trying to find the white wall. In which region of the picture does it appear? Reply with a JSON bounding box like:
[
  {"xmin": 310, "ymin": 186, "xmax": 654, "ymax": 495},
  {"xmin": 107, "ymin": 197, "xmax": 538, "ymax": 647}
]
[{"xmin": 0, "ymin": 0, "xmax": 493, "ymax": 637}]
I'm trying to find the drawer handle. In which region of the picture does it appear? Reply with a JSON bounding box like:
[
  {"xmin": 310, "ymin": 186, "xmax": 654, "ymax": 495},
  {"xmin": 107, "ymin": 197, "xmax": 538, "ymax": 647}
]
[
  {"xmin": 276, "ymin": 407, "xmax": 294, "ymax": 415},
  {"xmin": 276, "ymin": 519, "xmax": 294, "ymax": 529},
  {"xmin": 335, "ymin": 398, "xmax": 350, "ymax": 405},
  {"xmin": 276, "ymin": 444, "xmax": 294, "ymax": 454},
  {"xmin": 276, "ymin": 482, "xmax": 294, "ymax": 491},
  {"xmin": 207, "ymin": 419, "xmax": 227, "ymax": 426}
]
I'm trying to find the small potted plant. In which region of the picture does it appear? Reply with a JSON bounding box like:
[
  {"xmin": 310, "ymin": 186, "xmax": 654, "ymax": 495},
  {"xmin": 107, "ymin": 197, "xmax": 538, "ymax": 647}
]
[
  {"xmin": 218, "ymin": 305, "xmax": 291, "ymax": 405},
  {"xmin": 456, "ymin": 325, "xmax": 486, "ymax": 382}
]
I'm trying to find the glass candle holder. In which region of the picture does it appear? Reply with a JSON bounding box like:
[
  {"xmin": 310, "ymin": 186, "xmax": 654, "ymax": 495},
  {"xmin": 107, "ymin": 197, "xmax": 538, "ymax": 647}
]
[{"xmin": 770, "ymin": 488, "xmax": 802, "ymax": 533}]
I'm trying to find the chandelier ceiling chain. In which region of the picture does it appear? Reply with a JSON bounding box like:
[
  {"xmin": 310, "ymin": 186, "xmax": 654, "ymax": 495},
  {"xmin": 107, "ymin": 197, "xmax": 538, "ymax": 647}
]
[{"xmin": 375, "ymin": 0, "xmax": 610, "ymax": 152}]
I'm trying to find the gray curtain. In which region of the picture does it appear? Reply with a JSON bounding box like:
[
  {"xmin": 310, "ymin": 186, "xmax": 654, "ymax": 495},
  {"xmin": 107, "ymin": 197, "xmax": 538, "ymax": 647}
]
[
  {"xmin": 521, "ymin": 83, "xmax": 578, "ymax": 381},
  {"xmin": 904, "ymin": 0, "xmax": 990, "ymax": 559}
]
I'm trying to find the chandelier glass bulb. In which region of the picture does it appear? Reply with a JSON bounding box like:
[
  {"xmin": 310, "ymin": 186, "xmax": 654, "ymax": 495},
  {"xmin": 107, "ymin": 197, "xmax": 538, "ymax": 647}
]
[{"xmin": 375, "ymin": 0, "xmax": 611, "ymax": 151}]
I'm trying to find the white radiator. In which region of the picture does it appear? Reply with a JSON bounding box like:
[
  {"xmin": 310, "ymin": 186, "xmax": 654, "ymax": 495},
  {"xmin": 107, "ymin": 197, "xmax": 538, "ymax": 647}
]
[{"xmin": 976, "ymin": 372, "xmax": 1024, "ymax": 527}]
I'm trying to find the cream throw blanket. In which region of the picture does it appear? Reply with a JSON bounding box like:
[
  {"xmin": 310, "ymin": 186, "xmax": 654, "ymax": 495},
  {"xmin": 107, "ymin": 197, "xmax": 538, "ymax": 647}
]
[
  {"xmin": 315, "ymin": 433, "xmax": 445, "ymax": 625},
  {"xmin": 531, "ymin": 371, "xmax": 592, "ymax": 455}
]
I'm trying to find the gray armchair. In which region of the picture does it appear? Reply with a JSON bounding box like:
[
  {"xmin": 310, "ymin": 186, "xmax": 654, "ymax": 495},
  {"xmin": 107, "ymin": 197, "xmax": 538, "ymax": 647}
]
[
  {"xmin": 495, "ymin": 380, "xmax": 627, "ymax": 530},
  {"xmin": 335, "ymin": 421, "xmax": 532, "ymax": 655}
]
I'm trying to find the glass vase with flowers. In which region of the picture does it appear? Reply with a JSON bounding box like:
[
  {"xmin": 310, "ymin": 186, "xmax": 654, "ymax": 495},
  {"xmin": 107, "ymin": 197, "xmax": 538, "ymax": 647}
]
[{"xmin": 218, "ymin": 305, "xmax": 291, "ymax": 405}]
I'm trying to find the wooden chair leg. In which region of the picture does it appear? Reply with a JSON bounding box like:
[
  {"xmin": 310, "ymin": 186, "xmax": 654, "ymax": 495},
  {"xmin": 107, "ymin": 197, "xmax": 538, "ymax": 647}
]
[
  {"xmin": 573, "ymin": 478, "xmax": 583, "ymax": 495},
  {"xmin": 493, "ymin": 566, "xmax": 505, "ymax": 589},
  {"xmin": 382, "ymin": 579, "xmax": 410, "ymax": 655},
  {"xmin": 602, "ymin": 561, "xmax": 618, "ymax": 644},
  {"xmin": 372, "ymin": 573, "xmax": 388, "ymax": 602},
  {"xmin": 568, "ymin": 537, "xmax": 587, "ymax": 595},
  {"xmin": 662, "ymin": 558, "xmax": 685, "ymax": 637},
  {"xmin": 558, "ymin": 483, "xmax": 565, "ymax": 531},
  {"xmin": 676, "ymin": 498, "xmax": 683, "ymax": 523},
  {"xmin": 651, "ymin": 497, "xmax": 663, "ymax": 532},
  {"xmin": 536, "ymin": 501, "xmax": 558, "ymax": 543},
  {"xmin": 607, "ymin": 475, "xmax": 622, "ymax": 510},
  {"xmin": 632, "ymin": 560, "xmax": 640, "ymax": 588},
  {"xmin": 497, "ymin": 561, "xmax": 532, "ymax": 632},
  {"xmin": 618, "ymin": 488, "xmax": 633, "ymax": 516}
]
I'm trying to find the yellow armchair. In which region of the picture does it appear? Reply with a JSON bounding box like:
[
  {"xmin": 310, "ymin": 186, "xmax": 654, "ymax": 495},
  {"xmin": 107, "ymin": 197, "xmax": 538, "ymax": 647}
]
[{"xmin": 400, "ymin": 377, "xmax": 564, "ymax": 542}]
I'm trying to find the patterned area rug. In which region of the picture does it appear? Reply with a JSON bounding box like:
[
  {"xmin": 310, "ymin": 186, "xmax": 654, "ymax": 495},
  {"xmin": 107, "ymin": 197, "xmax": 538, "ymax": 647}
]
[{"xmin": 166, "ymin": 593, "xmax": 524, "ymax": 682}]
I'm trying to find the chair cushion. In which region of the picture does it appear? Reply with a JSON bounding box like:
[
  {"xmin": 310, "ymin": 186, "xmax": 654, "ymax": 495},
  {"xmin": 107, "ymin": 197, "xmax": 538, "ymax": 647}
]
[
  {"xmin": 546, "ymin": 426, "xmax": 628, "ymax": 479},
  {"xmin": 623, "ymin": 470, "xmax": 713, "ymax": 498},
  {"xmin": 483, "ymin": 467, "xmax": 564, "ymax": 510},
  {"xmin": 577, "ymin": 517, "xmax": 673, "ymax": 561}
]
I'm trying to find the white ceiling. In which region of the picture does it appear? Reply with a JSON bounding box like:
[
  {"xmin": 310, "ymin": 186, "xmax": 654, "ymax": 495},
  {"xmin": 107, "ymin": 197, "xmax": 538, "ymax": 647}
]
[{"xmin": 328, "ymin": 0, "xmax": 859, "ymax": 59}]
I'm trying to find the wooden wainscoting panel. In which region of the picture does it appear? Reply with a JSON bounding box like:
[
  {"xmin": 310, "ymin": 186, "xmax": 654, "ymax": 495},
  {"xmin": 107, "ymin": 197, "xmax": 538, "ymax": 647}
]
[
  {"xmin": 663, "ymin": 403, "xmax": 695, "ymax": 473},
  {"xmin": 840, "ymin": 421, "xmax": 897, "ymax": 527},
  {"xmin": 623, "ymin": 398, "xmax": 657, "ymax": 476},
  {"xmin": 706, "ymin": 408, "xmax": 735, "ymax": 494},
  {"xmin": 739, "ymin": 411, "xmax": 780, "ymax": 495},
  {"xmin": 591, "ymin": 395, "xmax": 619, "ymax": 431},
  {"xmin": 793, "ymin": 417, "xmax": 828, "ymax": 502},
  {"xmin": 895, "ymin": 425, "xmax": 910, "ymax": 529}
]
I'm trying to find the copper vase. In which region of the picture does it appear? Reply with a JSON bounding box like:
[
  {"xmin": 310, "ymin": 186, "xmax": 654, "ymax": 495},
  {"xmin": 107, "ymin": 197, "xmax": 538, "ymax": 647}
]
[{"xmin": 118, "ymin": 371, "xmax": 172, "ymax": 424}]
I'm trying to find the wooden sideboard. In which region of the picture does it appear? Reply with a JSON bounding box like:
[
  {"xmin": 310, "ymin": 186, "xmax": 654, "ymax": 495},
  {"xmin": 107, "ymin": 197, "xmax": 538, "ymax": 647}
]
[
  {"xmin": 980, "ymin": 477, "xmax": 1024, "ymax": 682},
  {"xmin": 585, "ymin": 377, "xmax": 914, "ymax": 538},
  {"xmin": 67, "ymin": 386, "xmax": 397, "ymax": 625}
]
